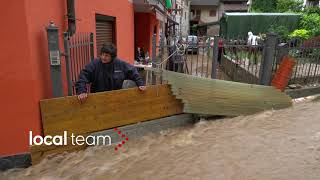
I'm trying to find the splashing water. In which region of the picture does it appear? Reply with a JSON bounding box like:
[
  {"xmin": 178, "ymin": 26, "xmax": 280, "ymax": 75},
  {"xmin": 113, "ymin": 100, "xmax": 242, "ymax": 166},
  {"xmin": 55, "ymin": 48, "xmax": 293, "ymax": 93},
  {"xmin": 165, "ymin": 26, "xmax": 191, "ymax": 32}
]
[{"xmin": 2, "ymin": 101, "xmax": 320, "ymax": 180}]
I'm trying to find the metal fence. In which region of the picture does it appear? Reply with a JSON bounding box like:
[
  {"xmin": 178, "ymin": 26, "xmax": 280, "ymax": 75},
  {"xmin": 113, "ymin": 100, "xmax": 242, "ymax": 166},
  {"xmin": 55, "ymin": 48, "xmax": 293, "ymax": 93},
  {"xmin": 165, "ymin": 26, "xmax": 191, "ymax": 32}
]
[
  {"xmin": 150, "ymin": 35, "xmax": 215, "ymax": 80},
  {"xmin": 64, "ymin": 32, "xmax": 94, "ymax": 95},
  {"xmin": 220, "ymin": 37, "xmax": 264, "ymax": 84},
  {"xmin": 273, "ymin": 37, "xmax": 320, "ymax": 86},
  {"xmin": 219, "ymin": 35, "xmax": 320, "ymax": 88},
  {"xmin": 147, "ymin": 33, "xmax": 320, "ymax": 89}
]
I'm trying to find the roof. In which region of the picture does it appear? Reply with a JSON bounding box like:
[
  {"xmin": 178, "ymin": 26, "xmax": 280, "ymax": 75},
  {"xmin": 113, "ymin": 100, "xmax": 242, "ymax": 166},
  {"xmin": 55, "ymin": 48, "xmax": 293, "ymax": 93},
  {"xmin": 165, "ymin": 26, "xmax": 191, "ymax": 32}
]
[
  {"xmin": 223, "ymin": 12, "xmax": 300, "ymax": 16},
  {"xmin": 190, "ymin": 0, "xmax": 219, "ymax": 6},
  {"xmin": 197, "ymin": 21, "xmax": 220, "ymax": 27}
]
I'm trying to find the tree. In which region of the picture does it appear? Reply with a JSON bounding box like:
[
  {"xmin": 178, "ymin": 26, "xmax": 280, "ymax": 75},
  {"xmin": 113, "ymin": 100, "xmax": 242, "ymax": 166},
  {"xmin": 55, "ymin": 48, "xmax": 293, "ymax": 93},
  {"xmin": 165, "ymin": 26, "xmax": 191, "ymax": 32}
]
[
  {"xmin": 289, "ymin": 29, "xmax": 311, "ymax": 39},
  {"xmin": 251, "ymin": 0, "xmax": 277, "ymax": 12},
  {"xmin": 268, "ymin": 25, "xmax": 290, "ymax": 40},
  {"xmin": 276, "ymin": 0, "xmax": 303, "ymax": 13},
  {"xmin": 300, "ymin": 13, "xmax": 320, "ymax": 36},
  {"xmin": 303, "ymin": 6, "xmax": 320, "ymax": 15}
]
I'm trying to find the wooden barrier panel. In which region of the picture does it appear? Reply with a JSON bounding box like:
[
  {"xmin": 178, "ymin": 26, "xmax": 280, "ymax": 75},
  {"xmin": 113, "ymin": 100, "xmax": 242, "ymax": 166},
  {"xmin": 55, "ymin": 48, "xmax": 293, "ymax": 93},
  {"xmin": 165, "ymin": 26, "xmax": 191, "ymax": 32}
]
[
  {"xmin": 31, "ymin": 85, "xmax": 183, "ymax": 164},
  {"xmin": 40, "ymin": 84, "xmax": 183, "ymax": 136}
]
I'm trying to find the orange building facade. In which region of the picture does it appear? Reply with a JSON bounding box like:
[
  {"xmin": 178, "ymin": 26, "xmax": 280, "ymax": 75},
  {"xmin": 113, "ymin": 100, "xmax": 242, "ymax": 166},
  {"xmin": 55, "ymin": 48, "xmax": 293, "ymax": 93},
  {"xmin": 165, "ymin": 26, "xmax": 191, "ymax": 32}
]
[
  {"xmin": 0, "ymin": 1, "xmax": 170, "ymax": 171},
  {"xmin": 0, "ymin": 0, "xmax": 136, "ymax": 157}
]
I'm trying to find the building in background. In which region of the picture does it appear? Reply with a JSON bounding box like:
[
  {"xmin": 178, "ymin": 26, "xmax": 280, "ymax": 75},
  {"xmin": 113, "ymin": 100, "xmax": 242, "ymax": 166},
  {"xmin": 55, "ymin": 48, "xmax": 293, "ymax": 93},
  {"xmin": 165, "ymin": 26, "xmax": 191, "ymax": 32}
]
[
  {"xmin": 172, "ymin": 0, "xmax": 191, "ymax": 36},
  {"xmin": 303, "ymin": 0, "xmax": 320, "ymax": 7},
  {"xmin": 133, "ymin": 0, "xmax": 168, "ymax": 58},
  {"xmin": 190, "ymin": 0, "xmax": 219, "ymax": 36},
  {"xmin": 190, "ymin": 0, "xmax": 249, "ymax": 36},
  {"xmin": 133, "ymin": 0, "xmax": 190, "ymax": 56}
]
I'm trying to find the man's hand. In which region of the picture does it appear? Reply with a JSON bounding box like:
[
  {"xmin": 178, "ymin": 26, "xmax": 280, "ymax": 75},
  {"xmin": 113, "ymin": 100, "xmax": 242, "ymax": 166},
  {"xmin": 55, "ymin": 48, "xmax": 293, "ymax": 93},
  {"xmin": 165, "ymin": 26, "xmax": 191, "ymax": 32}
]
[
  {"xmin": 138, "ymin": 86, "xmax": 147, "ymax": 92},
  {"xmin": 77, "ymin": 93, "xmax": 88, "ymax": 103}
]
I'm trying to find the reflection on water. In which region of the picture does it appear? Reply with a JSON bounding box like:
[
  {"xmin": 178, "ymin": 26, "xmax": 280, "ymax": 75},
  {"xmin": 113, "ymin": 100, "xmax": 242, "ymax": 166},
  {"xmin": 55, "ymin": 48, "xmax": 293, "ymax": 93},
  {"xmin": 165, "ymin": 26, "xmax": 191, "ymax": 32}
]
[{"xmin": 2, "ymin": 101, "xmax": 320, "ymax": 180}]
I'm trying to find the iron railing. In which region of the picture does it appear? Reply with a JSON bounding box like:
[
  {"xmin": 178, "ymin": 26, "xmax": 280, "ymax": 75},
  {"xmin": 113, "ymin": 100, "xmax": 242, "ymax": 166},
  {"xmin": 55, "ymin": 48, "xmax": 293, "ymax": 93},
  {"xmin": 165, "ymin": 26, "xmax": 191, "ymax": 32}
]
[
  {"xmin": 64, "ymin": 32, "xmax": 94, "ymax": 95},
  {"xmin": 151, "ymin": 34, "xmax": 320, "ymax": 89},
  {"xmin": 274, "ymin": 37, "xmax": 320, "ymax": 86}
]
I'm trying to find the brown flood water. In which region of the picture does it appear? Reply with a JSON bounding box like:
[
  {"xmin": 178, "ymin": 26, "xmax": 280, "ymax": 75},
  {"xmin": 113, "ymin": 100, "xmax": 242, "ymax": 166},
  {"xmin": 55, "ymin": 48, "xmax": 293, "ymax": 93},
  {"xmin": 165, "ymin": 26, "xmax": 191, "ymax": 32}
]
[{"xmin": 2, "ymin": 101, "xmax": 320, "ymax": 180}]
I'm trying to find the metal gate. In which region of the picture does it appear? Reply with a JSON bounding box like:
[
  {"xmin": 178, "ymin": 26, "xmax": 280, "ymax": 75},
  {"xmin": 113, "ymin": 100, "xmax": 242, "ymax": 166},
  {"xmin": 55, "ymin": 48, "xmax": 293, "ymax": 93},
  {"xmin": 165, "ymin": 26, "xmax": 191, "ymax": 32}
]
[
  {"xmin": 152, "ymin": 35, "xmax": 217, "ymax": 79},
  {"xmin": 64, "ymin": 32, "xmax": 94, "ymax": 95}
]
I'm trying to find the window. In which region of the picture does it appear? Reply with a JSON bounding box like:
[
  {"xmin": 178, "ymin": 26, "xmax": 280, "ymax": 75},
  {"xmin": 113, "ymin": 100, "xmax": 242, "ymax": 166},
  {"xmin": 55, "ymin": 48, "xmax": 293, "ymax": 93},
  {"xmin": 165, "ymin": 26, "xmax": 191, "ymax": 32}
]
[
  {"xmin": 209, "ymin": 10, "xmax": 216, "ymax": 17},
  {"xmin": 185, "ymin": 12, "xmax": 187, "ymax": 20}
]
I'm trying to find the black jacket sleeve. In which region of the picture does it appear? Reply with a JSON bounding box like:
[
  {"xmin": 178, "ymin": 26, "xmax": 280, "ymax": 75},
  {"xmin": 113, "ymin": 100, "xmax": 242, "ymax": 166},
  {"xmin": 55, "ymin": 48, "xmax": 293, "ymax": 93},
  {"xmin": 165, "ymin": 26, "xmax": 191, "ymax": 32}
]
[
  {"xmin": 75, "ymin": 61, "xmax": 95, "ymax": 95},
  {"xmin": 125, "ymin": 63, "xmax": 145, "ymax": 87}
]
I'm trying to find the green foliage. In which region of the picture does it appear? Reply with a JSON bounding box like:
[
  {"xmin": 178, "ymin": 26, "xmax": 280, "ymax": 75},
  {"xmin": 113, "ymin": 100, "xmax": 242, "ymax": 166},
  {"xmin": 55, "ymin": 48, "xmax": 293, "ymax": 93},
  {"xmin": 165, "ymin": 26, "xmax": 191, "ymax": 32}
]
[
  {"xmin": 252, "ymin": 0, "xmax": 303, "ymax": 13},
  {"xmin": 303, "ymin": 7, "xmax": 320, "ymax": 15},
  {"xmin": 312, "ymin": 49, "xmax": 320, "ymax": 57},
  {"xmin": 268, "ymin": 25, "xmax": 290, "ymax": 40},
  {"xmin": 251, "ymin": 0, "xmax": 277, "ymax": 12},
  {"xmin": 300, "ymin": 13, "xmax": 320, "ymax": 36},
  {"xmin": 276, "ymin": 0, "xmax": 303, "ymax": 13},
  {"xmin": 251, "ymin": 0, "xmax": 320, "ymax": 38},
  {"xmin": 289, "ymin": 29, "xmax": 311, "ymax": 39}
]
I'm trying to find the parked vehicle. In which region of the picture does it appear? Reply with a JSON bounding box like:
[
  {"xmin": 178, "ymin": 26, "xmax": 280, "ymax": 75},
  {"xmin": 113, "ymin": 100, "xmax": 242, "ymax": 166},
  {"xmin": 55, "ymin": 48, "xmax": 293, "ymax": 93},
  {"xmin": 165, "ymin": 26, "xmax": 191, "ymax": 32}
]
[{"xmin": 187, "ymin": 35, "xmax": 198, "ymax": 53}]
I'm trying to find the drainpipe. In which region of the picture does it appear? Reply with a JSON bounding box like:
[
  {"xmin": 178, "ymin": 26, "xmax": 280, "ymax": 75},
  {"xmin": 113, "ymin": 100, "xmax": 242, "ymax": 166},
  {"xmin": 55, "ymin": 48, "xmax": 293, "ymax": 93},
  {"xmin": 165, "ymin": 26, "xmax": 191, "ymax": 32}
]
[{"xmin": 67, "ymin": 0, "xmax": 76, "ymax": 36}]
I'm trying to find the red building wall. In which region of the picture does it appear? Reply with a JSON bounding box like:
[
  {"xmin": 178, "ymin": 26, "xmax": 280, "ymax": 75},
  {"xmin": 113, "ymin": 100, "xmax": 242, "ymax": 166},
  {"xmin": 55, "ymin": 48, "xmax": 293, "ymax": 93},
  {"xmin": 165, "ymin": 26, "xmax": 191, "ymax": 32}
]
[
  {"xmin": 0, "ymin": 1, "xmax": 39, "ymax": 157},
  {"xmin": 0, "ymin": 0, "xmax": 135, "ymax": 157},
  {"xmin": 134, "ymin": 12, "xmax": 159, "ymax": 59},
  {"xmin": 135, "ymin": 13, "xmax": 151, "ymax": 55}
]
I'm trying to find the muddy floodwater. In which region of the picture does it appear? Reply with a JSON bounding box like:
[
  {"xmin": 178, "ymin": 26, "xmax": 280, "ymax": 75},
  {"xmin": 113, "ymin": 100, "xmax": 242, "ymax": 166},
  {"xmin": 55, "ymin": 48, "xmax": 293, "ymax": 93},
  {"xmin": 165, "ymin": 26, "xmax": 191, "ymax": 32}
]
[{"xmin": 2, "ymin": 101, "xmax": 320, "ymax": 180}]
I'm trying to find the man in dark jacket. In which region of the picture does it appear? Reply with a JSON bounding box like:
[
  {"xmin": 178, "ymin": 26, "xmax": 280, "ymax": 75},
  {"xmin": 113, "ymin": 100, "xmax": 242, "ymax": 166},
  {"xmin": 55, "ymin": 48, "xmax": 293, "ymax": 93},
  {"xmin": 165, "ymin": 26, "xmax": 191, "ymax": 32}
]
[{"xmin": 75, "ymin": 44, "xmax": 146, "ymax": 103}]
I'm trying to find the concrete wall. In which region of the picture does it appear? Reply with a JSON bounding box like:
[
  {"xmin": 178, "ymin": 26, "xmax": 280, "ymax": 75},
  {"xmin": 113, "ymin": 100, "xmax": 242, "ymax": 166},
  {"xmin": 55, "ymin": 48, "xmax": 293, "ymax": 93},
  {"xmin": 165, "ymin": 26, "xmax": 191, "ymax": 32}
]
[
  {"xmin": 90, "ymin": 114, "xmax": 195, "ymax": 144},
  {"xmin": 173, "ymin": 0, "xmax": 190, "ymax": 36},
  {"xmin": 191, "ymin": 5, "xmax": 219, "ymax": 23},
  {"xmin": 207, "ymin": 25, "xmax": 220, "ymax": 36},
  {"xmin": 0, "ymin": 0, "xmax": 135, "ymax": 157},
  {"xmin": 181, "ymin": 0, "xmax": 191, "ymax": 36},
  {"xmin": 221, "ymin": 55, "xmax": 259, "ymax": 84},
  {"xmin": 218, "ymin": 2, "xmax": 248, "ymax": 16}
]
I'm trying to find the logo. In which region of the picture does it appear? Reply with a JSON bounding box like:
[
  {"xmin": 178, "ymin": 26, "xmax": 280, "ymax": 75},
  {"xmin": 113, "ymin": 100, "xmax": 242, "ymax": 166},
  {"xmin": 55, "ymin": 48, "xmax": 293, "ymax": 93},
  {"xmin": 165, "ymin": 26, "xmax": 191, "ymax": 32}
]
[
  {"xmin": 114, "ymin": 128, "xmax": 129, "ymax": 151},
  {"xmin": 29, "ymin": 131, "xmax": 112, "ymax": 146}
]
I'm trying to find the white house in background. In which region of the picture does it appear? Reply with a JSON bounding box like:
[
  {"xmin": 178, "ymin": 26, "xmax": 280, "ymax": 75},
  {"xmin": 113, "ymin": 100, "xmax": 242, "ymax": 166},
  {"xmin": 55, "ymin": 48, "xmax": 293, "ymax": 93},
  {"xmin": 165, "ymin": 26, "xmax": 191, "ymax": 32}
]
[
  {"xmin": 173, "ymin": 0, "xmax": 191, "ymax": 36},
  {"xmin": 303, "ymin": 0, "xmax": 320, "ymax": 8},
  {"xmin": 190, "ymin": 0, "xmax": 248, "ymax": 36}
]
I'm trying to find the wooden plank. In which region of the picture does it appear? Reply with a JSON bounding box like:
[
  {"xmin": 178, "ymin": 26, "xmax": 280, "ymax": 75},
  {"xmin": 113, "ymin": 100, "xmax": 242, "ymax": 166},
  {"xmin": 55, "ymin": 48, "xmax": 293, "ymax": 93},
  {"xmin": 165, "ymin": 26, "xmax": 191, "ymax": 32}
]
[
  {"xmin": 31, "ymin": 85, "xmax": 183, "ymax": 164},
  {"xmin": 40, "ymin": 84, "xmax": 183, "ymax": 136}
]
